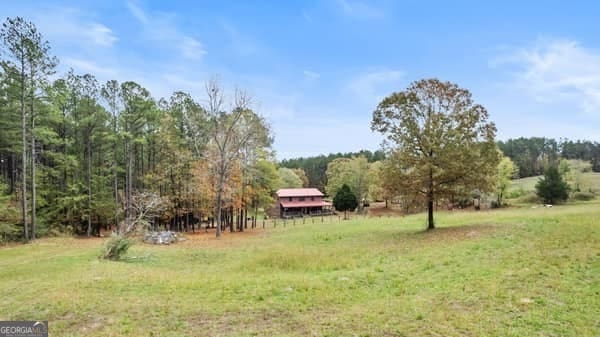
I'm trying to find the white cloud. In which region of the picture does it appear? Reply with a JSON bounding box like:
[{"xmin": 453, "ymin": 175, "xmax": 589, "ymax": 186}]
[
  {"xmin": 347, "ymin": 69, "xmax": 404, "ymax": 104},
  {"xmin": 494, "ymin": 38, "xmax": 600, "ymax": 116},
  {"xmin": 126, "ymin": 1, "xmax": 148, "ymax": 24},
  {"xmin": 335, "ymin": 0, "xmax": 384, "ymax": 19},
  {"xmin": 180, "ymin": 37, "xmax": 207, "ymax": 59},
  {"xmin": 62, "ymin": 57, "xmax": 119, "ymax": 77},
  {"xmin": 126, "ymin": 1, "xmax": 206, "ymax": 60},
  {"xmin": 87, "ymin": 23, "xmax": 118, "ymax": 47},
  {"xmin": 303, "ymin": 70, "xmax": 321, "ymax": 81},
  {"xmin": 32, "ymin": 8, "xmax": 117, "ymax": 48}
]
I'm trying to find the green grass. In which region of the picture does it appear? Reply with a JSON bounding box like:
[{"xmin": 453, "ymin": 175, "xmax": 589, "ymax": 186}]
[
  {"xmin": 1, "ymin": 203, "xmax": 599, "ymax": 336},
  {"xmin": 510, "ymin": 172, "xmax": 600, "ymax": 194},
  {"xmin": 510, "ymin": 175, "xmax": 542, "ymax": 193}
]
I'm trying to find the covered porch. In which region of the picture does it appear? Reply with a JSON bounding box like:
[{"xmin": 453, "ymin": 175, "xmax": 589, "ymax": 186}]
[{"xmin": 279, "ymin": 200, "xmax": 333, "ymax": 218}]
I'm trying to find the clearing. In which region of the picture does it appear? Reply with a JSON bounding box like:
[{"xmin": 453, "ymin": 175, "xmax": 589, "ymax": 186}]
[{"xmin": 0, "ymin": 202, "xmax": 598, "ymax": 336}]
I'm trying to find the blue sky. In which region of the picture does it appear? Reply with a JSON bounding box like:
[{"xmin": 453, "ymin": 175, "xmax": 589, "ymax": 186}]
[{"xmin": 3, "ymin": 1, "xmax": 600, "ymax": 159}]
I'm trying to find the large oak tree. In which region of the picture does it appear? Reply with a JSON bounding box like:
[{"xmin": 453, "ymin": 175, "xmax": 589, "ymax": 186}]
[{"xmin": 372, "ymin": 79, "xmax": 499, "ymax": 229}]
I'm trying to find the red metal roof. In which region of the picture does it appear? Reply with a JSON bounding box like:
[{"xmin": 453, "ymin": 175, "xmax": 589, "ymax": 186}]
[
  {"xmin": 280, "ymin": 200, "xmax": 331, "ymax": 208},
  {"xmin": 276, "ymin": 188, "xmax": 324, "ymax": 197}
]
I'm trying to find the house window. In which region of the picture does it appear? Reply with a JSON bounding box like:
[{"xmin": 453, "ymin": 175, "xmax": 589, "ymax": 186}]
[
  {"xmin": 311, "ymin": 197, "xmax": 314, "ymax": 201},
  {"xmin": 289, "ymin": 197, "xmax": 292, "ymax": 202},
  {"xmin": 299, "ymin": 197, "xmax": 305, "ymax": 201}
]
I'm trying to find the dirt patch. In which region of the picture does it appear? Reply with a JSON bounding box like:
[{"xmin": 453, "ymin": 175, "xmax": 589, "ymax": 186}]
[
  {"xmin": 366, "ymin": 202, "xmax": 406, "ymax": 217},
  {"xmin": 187, "ymin": 310, "xmax": 312, "ymax": 337},
  {"xmin": 68, "ymin": 315, "xmax": 114, "ymax": 334},
  {"xmin": 187, "ymin": 309, "xmax": 408, "ymax": 337},
  {"xmin": 175, "ymin": 228, "xmax": 270, "ymax": 249},
  {"xmin": 1, "ymin": 227, "xmax": 272, "ymax": 251}
]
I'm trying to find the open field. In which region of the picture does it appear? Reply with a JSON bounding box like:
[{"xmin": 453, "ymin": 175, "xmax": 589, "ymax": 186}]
[
  {"xmin": 1, "ymin": 202, "xmax": 599, "ymax": 336},
  {"xmin": 510, "ymin": 172, "xmax": 600, "ymax": 193}
]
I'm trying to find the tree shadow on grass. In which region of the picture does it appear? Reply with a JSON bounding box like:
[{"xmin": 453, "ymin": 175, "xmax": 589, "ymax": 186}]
[
  {"xmin": 415, "ymin": 223, "xmax": 497, "ymax": 240},
  {"xmin": 384, "ymin": 223, "xmax": 499, "ymax": 245}
]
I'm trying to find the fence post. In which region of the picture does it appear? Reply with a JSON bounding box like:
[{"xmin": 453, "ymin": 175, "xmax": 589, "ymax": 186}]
[
  {"xmin": 303, "ymin": 217, "xmax": 305, "ymax": 225},
  {"xmin": 293, "ymin": 218, "xmax": 296, "ymax": 226},
  {"xmin": 263, "ymin": 219, "xmax": 265, "ymax": 228},
  {"xmin": 284, "ymin": 219, "xmax": 286, "ymax": 227},
  {"xmin": 274, "ymin": 219, "xmax": 277, "ymax": 227}
]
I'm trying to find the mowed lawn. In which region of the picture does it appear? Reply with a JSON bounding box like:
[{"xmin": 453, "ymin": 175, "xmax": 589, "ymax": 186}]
[{"xmin": 1, "ymin": 203, "xmax": 599, "ymax": 337}]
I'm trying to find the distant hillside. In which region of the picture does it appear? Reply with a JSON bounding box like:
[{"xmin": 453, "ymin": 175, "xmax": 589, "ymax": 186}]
[
  {"xmin": 509, "ymin": 172, "xmax": 600, "ymax": 193},
  {"xmin": 498, "ymin": 138, "xmax": 600, "ymax": 177},
  {"xmin": 280, "ymin": 150, "xmax": 385, "ymax": 191}
]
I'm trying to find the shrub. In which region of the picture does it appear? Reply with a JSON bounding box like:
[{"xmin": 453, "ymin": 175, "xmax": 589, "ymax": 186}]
[
  {"xmin": 517, "ymin": 192, "xmax": 539, "ymax": 204},
  {"xmin": 101, "ymin": 233, "xmax": 131, "ymax": 261},
  {"xmin": 506, "ymin": 188, "xmax": 525, "ymax": 199},
  {"xmin": 571, "ymin": 192, "xmax": 595, "ymax": 201},
  {"xmin": 0, "ymin": 223, "xmax": 21, "ymax": 244}
]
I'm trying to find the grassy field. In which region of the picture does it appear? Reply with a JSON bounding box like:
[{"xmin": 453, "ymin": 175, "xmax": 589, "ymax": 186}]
[
  {"xmin": 510, "ymin": 172, "xmax": 600, "ymax": 194},
  {"xmin": 1, "ymin": 202, "xmax": 599, "ymax": 336}
]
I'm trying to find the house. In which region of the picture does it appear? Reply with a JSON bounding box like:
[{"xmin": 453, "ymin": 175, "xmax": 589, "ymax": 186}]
[{"xmin": 276, "ymin": 188, "xmax": 333, "ymax": 218}]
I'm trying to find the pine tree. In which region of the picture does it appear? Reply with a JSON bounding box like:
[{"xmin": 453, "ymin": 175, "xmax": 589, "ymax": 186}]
[{"xmin": 535, "ymin": 166, "xmax": 569, "ymax": 204}]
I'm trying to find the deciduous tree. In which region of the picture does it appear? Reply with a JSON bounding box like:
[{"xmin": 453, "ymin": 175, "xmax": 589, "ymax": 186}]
[
  {"xmin": 325, "ymin": 156, "xmax": 371, "ymax": 212},
  {"xmin": 495, "ymin": 155, "xmax": 517, "ymax": 206},
  {"xmin": 278, "ymin": 167, "xmax": 303, "ymax": 189},
  {"xmin": 372, "ymin": 79, "xmax": 499, "ymax": 229}
]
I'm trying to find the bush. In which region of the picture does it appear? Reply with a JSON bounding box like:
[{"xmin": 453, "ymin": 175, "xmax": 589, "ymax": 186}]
[
  {"xmin": 571, "ymin": 192, "xmax": 595, "ymax": 201},
  {"xmin": 101, "ymin": 233, "xmax": 131, "ymax": 261},
  {"xmin": 0, "ymin": 223, "xmax": 21, "ymax": 244},
  {"xmin": 506, "ymin": 188, "xmax": 525, "ymax": 199},
  {"xmin": 517, "ymin": 192, "xmax": 539, "ymax": 204}
]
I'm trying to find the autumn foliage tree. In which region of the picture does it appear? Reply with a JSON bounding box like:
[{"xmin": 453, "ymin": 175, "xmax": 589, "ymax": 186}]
[{"xmin": 372, "ymin": 79, "xmax": 499, "ymax": 230}]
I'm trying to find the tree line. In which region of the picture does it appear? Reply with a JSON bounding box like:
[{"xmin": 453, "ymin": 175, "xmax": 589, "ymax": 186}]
[
  {"xmin": 279, "ymin": 150, "xmax": 385, "ymax": 192},
  {"xmin": 497, "ymin": 137, "xmax": 600, "ymax": 178},
  {"xmin": 0, "ymin": 17, "xmax": 279, "ymax": 241}
]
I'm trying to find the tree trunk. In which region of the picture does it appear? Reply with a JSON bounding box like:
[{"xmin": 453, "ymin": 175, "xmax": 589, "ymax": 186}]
[
  {"xmin": 427, "ymin": 166, "xmax": 435, "ymax": 230},
  {"xmin": 113, "ymin": 116, "xmax": 119, "ymax": 234},
  {"xmin": 10, "ymin": 153, "xmax": 16, "ymax": 194},
  {"xmin": 86, "ymin": 138, "xmax": 92, "ymax": 237},
  {"xmin": 427, "ymin": 198, "xmax": 434, "ymax": 230},
  {"xmin": 20, "ymin": 60, "xmax": 28, "ymax": 242},
  {"xmin": 215, "ymin": 170, "xmax": 224, "ymax": 237},
  {"xmin": 125, "ymin": 138, "xmax": 132, "ymax": 232},
  {"xmin": 30, "ymin": 90, "xmax": 36, "ymax": 240},
  {"xmin": 229, "ymin": 207, "xmax": 234, "ymax": 232},
  {"xmin": 114, "ymin": 166, "xmax": 119, "ymax": 233},
  {"xmin": 254, "ymin": 203, "xmax": 258, "ymax": 228}
]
